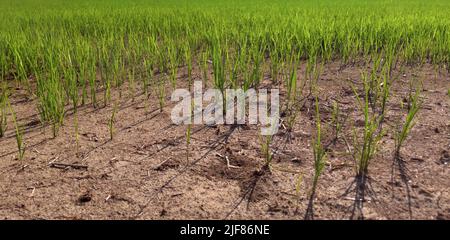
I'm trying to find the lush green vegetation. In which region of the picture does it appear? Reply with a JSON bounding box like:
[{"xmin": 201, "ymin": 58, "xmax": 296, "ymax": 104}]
[
  {"xmin": 0, "ymin": 1, "xmax": 443, "ymax": 166},
  {"xmin": 1, "ymin": 1, "xmax": 449, "ymax": 116}
]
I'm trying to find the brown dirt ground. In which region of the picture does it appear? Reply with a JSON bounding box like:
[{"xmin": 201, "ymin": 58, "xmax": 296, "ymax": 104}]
[{"xmin": 0, "ymin": 62, "xmax": 449, "ymax": 220}]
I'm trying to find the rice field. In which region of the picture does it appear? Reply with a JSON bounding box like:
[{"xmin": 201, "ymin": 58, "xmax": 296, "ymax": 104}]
[{"xmin": 0, "ymin": 0, "xmax": 449, "ymax": 220}]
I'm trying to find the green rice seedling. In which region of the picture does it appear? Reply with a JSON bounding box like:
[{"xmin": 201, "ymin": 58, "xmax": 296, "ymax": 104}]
[
  {"xmin": 157, "ymin": 76, "xmax": 166, "ymax": 112},
  {"xmin": 184, "ymin": 33, "xmax": 194, "ymax": 153},
  {"xmin": 0, "ymin": 84, "xmax": 8, "ymax": 137},
  {"xmin": 36, "ymin": 50, "xmax": 66, "ymax": 138},
  {"xmin": 305, "ymin": 74, "xmax": 327, "ymax": 219},
  {"xmin": 284, "ymin": 104, "xmax": 300, "ymax": 136},
  {"xmin": 11, "ymin": 44, "xmax": 31, "ymax": 94},
  {"xmin": 378, "ymin": 70, "xmax": 391, "ymax": 128},
  {"xmin": 350, "ymin": 73, "xmax": 384, "ymax": 179},
  {"xmin": 186, "ymin": 121, "xmax": 192, "ymax": 164},
  {"xmin": 212, "ymin": 43, "xmax": 226, "ymax": 94},
  {"xmin": 62, "ymin": 45, "xmax": 80, "ymax": 147},
  {"xmin": 109, "ymin": 101, "xmax": 118, "ymax": 140},
  {"xmin": 184, "ymin": 44, "xmax": 193, "ymax": 89},
  {"xmin": 269, "ymin": 43, "xmax": 281, "ymax": 83},
  {"xmin": 167, "ymin": 41, "xmax": 178, "ymax": 88},
  {"xmin": 200, "ymin": 48, "xmax": 210, "ymax": 83},
  {"xmin": 284, "ymin": 57, "xmax": 298, "ymax": 113},
  {"xmin": 72, "ymin": 108, "xmax": 79, "ymax": 149},
  {"xmin": 143, "ymin": 58, "xmax": 152, "ymax": 98},
  {"xmin": 390, "ymin": 80, "xmax": 422, "ymax": 219},
  {"xmin": 127, "ymin": 47, "xmax": 138, "ymax": 101},
  {"xmin": 283, "ymin": 57, "xmax": 307, "ymax": 135},
  {"xmin": 49, "ymin": 80, "xmax": 66, "ymax": 138},
  {"xmin": 311, "ymin": 129, "xmax": 327, "ymax": 191},
  {"xmin": 364, "ymin": 55, "xmax": 392, "ymax": 128},
  {"xmin": 78, "ymin": 60, "xmax": 88, "ymax": 107},
  {"xmin": 143, "ymin": 57, "xmax": 153, "ymax": 111},
  {"xmin": 403, "ymin": 76, "xmax": 415, "ymax": 111},
  {"xmin": 311, "ymin": 95, "xmax": 327, "ymax": 189},
  {"xmin": 111, "ymin": 49, "xmax": 123, "ymax": 90},
  {"xmin": 212, "ymin": 42, "xmax": 227, "ymax": 113},
  {"xmin": 186, "ymin": 121, "xmax": 192, "ymax": 146},
  {"xmin": 62, "ymin": 51, "xmax": 79, "ymax": 113},
  {"xmin": 128, "ymin": 64, "xmax": 136, "ymax": 101},
  {"xmin": 73, "ymin": 40, "xmax": 89, "ymax": 107},
  {"xmin": 228, "ymin": 47, "xmax": 244, "ymax": 90},
  {"xmin": 305, "ymin": 58, "xmax": 324, "ymax": 96},
  {"xmin": 341, "ymin": 72, "xmax": 386, "ymax": 219},
  {"xmin": 87, "ymin": 51, "xmax": 98, "ymax": 108},
  {"xmin": 249, "ymin": 47, "xmax": 264, "ymax": 89},
  {"xmin": 367, "ymin": 54, "xmax": 382, "ymax": 109},
  {"xmin": 8, "ymin": 99, "xmax": 24, "ymax": 160},
  {"xmin": 331, "ymin": 101, "xmax": 343, "ymax": 141},
  {"xmin": 99, "ymin": 45, "xmax": 111, "ymax": 107},
  {"xmin": 103, "ymin": 68, "xmax": 112, "ymax": 107},
  {"xmin": 143, "ymin": 36, "xmax": 158, "ymax": 97},
  {"xmin": 260, "ymin": 134, "xmax": 273, "ymax": 171},
  {"xmin": 0, "ymin": 46, "xmax": 7, "ymax": 82},
  {"xmin": 242, "ymin": 52, "xmax": 253, "ymax": 92},
  {"xmin": 394, "ymin": 84, "xmax": 421, "ymax": 158}
]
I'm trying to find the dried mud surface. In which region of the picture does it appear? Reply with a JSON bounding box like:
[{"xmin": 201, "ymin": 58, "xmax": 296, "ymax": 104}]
[{"xmin": 0, "ymin": 62, "xmax": 449, "ymax": 220}]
